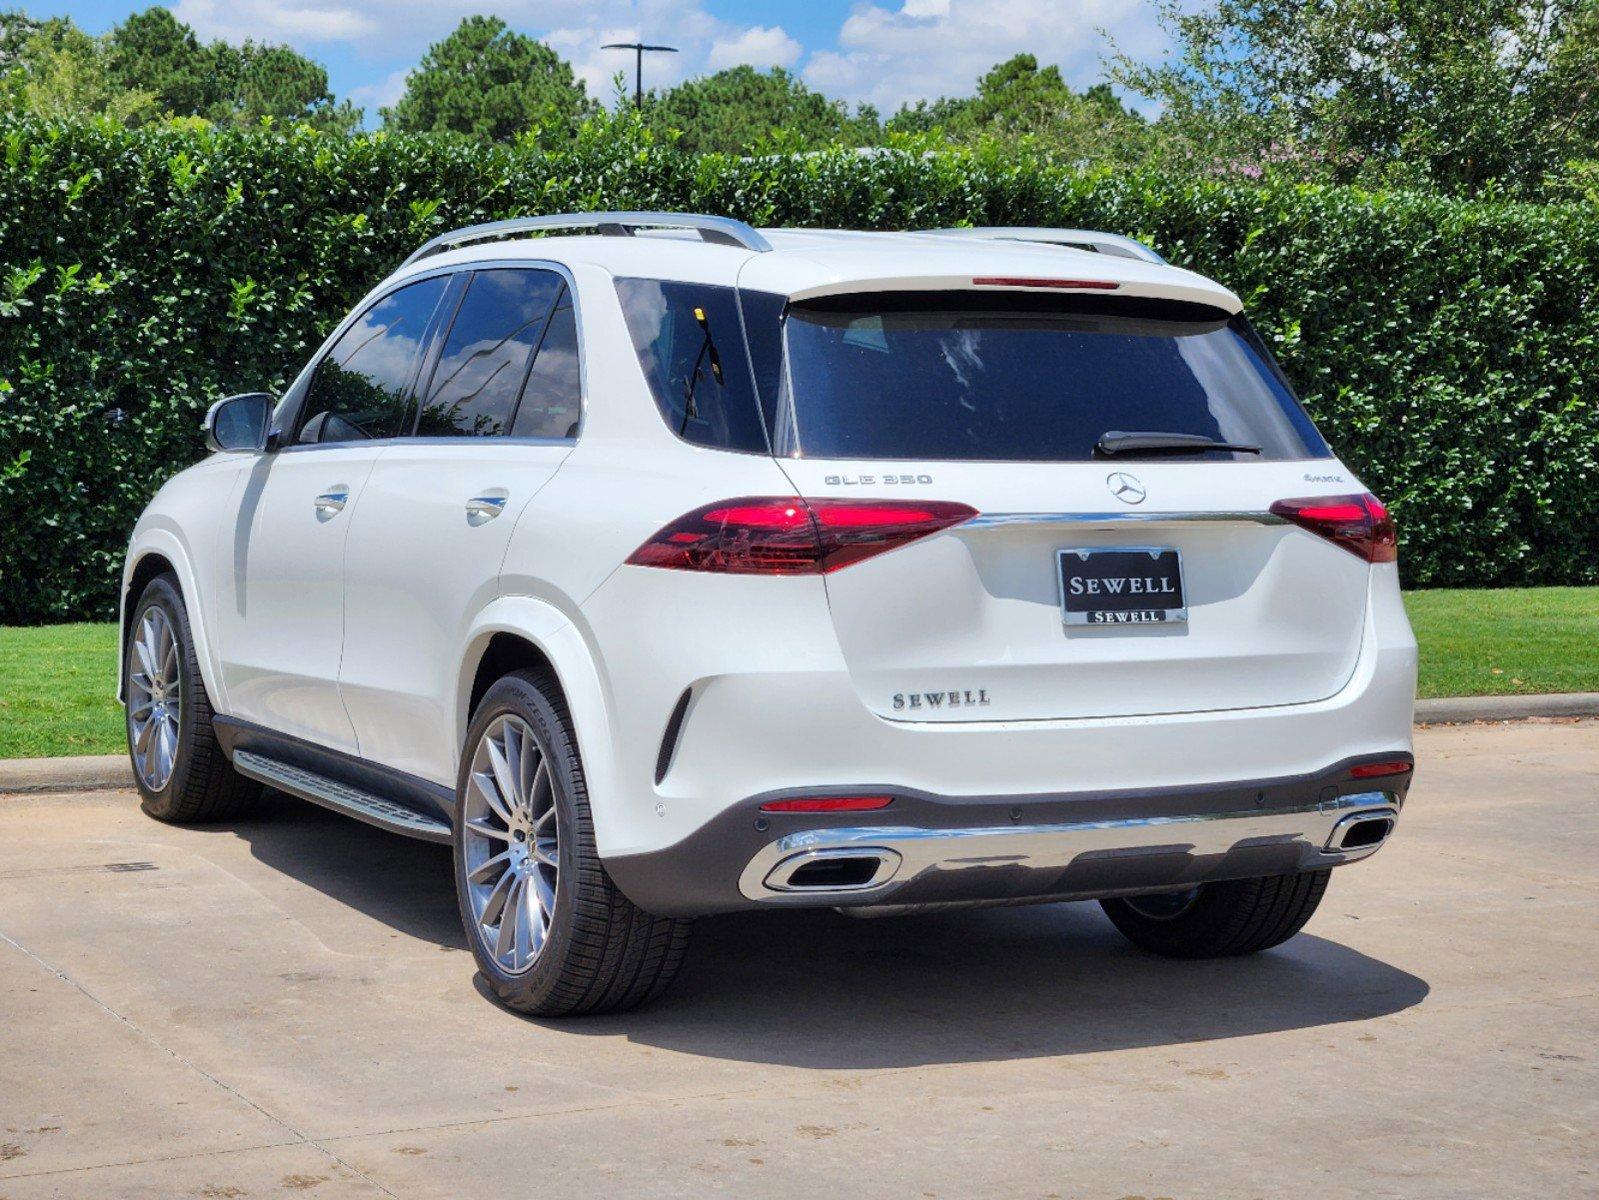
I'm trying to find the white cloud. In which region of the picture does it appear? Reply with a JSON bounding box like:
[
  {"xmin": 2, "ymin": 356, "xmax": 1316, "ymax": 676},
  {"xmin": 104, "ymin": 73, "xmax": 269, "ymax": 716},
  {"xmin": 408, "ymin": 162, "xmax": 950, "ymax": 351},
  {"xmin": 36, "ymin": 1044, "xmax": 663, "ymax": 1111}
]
[
  {"xmin": 706, "ymin": 26, "xmax": 802, "ymax": 72},
  {"xmin": 167, "ymin": 0, "xmax": 1173, "ymax": 117},
  {"xmin": 803, "ymin": 0, "xmax": 1168, "ymax": 114},
  {"xmin": 348, "ymin": 67, "xmax": 409, "ymax": 113},
  {"xmin": 172, "ymin": 0, "xmax": 381, "ymax": 44}
]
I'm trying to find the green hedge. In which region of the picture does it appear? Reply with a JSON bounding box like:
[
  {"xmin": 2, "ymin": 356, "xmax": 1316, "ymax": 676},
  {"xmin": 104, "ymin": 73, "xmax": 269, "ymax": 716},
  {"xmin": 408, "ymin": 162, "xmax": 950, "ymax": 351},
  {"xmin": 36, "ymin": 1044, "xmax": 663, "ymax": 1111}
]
[{"xmin": 1, "ymin": 115, "xmax": 1595, "ymax": 622}]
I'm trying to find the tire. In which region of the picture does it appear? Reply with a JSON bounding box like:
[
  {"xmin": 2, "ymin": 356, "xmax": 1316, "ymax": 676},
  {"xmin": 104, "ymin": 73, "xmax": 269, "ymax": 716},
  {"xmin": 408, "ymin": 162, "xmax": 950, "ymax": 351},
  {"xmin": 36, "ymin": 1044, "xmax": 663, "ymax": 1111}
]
[
  {"xmin": 1100, "ymin": 870, "xmax": 1331, "ymax": 959},
  {"xmin": 124, "ymin": 573, "xmax": 260, "ymax": 823},
  {"xmin": 453, "ymin": 670, "xmax": 692, "ymax": 1017}
]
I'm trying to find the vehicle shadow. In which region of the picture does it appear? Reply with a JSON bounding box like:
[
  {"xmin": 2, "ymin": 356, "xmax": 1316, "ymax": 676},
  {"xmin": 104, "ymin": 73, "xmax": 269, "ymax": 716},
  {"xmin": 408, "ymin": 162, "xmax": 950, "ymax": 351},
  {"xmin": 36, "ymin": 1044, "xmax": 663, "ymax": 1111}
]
[
  {"xmin": 549, "ymin": 904, "xmax": 1430, "ymax": 1068},
  {"xmin": 226, "ymin": 791, "xmax": 466, "ymax": 949},
  {"xmin": 226, "ymin": 793, "xmax": 1428, "ymax": 1069}
]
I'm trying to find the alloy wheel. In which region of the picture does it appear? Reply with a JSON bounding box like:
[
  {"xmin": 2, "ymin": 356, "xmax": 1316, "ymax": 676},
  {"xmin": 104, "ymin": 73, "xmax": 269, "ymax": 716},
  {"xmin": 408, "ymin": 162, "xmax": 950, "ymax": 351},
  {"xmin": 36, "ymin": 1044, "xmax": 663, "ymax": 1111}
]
[
  {"xmin": 461, "ymin": 715, "xmax": 560, "ymax": 975},
  {"xmin": 127, "ymin": 607, "xmax": 181, "ymax": 791}
]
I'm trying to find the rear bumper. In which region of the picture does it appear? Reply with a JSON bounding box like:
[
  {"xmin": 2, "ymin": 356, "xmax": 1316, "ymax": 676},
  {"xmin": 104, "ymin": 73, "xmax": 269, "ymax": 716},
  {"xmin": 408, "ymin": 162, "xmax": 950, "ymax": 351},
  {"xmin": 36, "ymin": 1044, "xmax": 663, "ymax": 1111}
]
[{"xmin": 605, "ymin": 754, "xmax": 1412, "ymax": 916}]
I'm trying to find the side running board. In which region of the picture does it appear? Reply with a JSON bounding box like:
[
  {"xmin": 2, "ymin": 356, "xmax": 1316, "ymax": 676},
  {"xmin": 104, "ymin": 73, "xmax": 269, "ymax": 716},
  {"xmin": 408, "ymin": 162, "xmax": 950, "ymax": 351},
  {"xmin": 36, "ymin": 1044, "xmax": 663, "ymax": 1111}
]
[{"xmin": 232, "ymin": 750, "xmax": 452, "ymax": 844}]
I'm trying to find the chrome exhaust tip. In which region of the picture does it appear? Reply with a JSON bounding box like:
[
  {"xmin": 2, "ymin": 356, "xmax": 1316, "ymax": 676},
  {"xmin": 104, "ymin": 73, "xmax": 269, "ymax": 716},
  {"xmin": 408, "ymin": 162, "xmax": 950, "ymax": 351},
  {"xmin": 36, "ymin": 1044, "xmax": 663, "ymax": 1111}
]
[
  {"xmin": 763, "ymin": 847, "xmax": 900, "ymax": 893},
  {"xmin": 1324, "ymin": 808, "xmax": 1398, "ymax": 853}
]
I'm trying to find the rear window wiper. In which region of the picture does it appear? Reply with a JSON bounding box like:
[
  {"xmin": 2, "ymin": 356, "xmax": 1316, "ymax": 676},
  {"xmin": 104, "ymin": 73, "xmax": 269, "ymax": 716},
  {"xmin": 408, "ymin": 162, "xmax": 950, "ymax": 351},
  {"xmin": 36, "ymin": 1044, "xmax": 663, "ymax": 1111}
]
[
  {"xmin": 680, "ymin": 304, "xmax": 725, "ymax": 434},
  {"xmin": 1095, "ymin": 430, "xmax": 1262, "ymax": 457}
]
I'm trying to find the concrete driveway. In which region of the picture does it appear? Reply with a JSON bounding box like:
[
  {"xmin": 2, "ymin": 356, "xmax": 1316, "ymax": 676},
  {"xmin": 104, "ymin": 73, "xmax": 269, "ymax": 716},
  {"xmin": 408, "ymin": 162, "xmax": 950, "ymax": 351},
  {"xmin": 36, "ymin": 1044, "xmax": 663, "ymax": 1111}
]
[{"xmin": 0, "ymin": 721, "xmax": 1594, "ymax": 1199}]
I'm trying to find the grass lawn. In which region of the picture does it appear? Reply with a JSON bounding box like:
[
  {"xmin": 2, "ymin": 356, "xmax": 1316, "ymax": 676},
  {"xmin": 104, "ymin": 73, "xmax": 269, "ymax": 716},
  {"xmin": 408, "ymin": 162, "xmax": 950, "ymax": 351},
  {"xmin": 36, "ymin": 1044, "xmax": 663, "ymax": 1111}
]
[
  {"xmin": 1404, "ymin": 586, "xmax": 1599, "ymax": 699},
  {"xmin": 1, "ymin": 587, "xmax": 1595, "ymax": 757},
  {"xmin": 0, "ymin": 622, "xmax": 123, "ymax": 759}
]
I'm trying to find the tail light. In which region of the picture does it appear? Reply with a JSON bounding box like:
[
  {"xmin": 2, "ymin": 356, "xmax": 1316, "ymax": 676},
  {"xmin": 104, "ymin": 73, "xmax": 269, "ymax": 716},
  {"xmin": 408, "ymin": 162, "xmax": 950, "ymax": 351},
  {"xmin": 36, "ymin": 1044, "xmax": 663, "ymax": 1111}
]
[
  {"xmin": 627, "ymin": 497, "xmax": 977, "ymax": 575},
  {"xmin": 1269, "ymin": 493, "xmax": 1397, "ymax": 562}
]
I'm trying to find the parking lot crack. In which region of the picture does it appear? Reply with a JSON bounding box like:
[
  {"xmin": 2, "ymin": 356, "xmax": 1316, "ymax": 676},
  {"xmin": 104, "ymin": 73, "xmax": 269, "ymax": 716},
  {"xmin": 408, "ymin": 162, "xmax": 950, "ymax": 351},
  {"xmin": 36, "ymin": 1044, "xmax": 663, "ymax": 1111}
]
[
  {"xmin": 0, "ymin": 927, "xmax": 403, "ymax": 1199},
  {"xmin": 0, "ymin": 1137, "xmax": 304, "ymax": 1184}
]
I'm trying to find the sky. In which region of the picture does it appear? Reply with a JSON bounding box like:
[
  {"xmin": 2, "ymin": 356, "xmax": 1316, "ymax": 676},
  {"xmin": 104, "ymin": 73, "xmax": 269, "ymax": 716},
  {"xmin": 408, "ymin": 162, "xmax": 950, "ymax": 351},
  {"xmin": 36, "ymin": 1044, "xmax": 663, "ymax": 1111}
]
[{"xmin": 34, "ymin": 0, "xmax": 1174, "ymax": 121}]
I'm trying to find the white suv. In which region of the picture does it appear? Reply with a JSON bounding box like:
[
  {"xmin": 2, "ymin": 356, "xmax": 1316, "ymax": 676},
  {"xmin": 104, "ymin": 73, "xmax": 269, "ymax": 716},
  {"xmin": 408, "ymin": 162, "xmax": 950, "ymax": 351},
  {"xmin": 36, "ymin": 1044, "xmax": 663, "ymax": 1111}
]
[{"xmin": 120, "ymin": 212, "xmax": 1418, "ymax": 1015}]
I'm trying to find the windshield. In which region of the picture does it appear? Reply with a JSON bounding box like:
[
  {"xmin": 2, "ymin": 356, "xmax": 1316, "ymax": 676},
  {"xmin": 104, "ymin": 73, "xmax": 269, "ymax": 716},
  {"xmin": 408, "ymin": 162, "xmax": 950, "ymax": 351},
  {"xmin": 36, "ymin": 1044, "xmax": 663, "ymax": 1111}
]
[{"xmin": 765, "ymin": 292, "xmax": 1330, "ymax": 462}]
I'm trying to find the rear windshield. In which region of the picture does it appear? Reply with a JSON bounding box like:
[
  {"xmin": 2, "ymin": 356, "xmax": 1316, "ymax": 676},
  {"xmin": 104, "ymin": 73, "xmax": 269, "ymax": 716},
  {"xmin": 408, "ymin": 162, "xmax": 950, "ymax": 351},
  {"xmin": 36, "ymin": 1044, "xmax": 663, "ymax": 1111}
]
[{"xmin": 761, "ymin": 291, "xmax": 1330, "ymax": 462}]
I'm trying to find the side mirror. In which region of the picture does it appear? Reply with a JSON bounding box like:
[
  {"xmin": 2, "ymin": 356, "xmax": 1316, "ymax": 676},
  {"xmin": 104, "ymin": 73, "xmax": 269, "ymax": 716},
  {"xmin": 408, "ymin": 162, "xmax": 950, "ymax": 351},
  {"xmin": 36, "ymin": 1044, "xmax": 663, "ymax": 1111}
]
[{"xmin": 203, "ymin": 393, "xmax": 274, "ymax": 453}]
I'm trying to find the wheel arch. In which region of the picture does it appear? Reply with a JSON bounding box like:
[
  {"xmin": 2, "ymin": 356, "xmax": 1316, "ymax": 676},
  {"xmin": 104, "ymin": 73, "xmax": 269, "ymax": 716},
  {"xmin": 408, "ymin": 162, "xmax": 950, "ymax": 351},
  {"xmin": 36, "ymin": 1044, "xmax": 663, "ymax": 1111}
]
[
  {"xmin": 456, "ymin": 597, "xmax": 625, "ymax": 854},
  {"xmin": 119, "ymin": 529, "xmax": 224, "ymax": 709}
]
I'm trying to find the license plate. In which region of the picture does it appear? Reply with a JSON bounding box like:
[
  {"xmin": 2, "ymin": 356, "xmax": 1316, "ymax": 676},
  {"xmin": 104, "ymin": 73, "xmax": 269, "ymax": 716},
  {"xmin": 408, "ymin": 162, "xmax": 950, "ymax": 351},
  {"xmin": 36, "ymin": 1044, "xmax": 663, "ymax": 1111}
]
[{"xmin": 1058, "ymin": 547, "xmax": 1187, "ymax": 626}]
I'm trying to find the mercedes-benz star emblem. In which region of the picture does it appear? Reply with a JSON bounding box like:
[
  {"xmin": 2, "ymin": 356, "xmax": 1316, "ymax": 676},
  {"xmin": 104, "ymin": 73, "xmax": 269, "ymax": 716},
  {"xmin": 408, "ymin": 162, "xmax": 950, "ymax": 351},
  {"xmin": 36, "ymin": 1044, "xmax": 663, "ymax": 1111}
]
[{"xmin": 1106, "ymin": 471, "xmax": 1147, "ymax": 505}]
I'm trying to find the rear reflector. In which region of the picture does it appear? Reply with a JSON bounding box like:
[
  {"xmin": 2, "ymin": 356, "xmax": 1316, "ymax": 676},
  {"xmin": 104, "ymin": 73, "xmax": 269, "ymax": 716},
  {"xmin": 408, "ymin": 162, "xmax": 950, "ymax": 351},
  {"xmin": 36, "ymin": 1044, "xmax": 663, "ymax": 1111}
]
[
  {"xmin": 1270, "ymin": 493, "xmax": 1398, "ymax": 563},
  {"xmin": 627, "ymin": 497, "xmax": 977, "ymax": 575},
  {"xmin": 1350, "ymin": 760, "xmax": 1413, "ymax": 779},
  {"xmin": 972, "ymin": 276, "xmax": 1120, "ymax": 290},
  {"xmin": 759, "ymin": 795, "xmax": 894, "ymax": 813}
]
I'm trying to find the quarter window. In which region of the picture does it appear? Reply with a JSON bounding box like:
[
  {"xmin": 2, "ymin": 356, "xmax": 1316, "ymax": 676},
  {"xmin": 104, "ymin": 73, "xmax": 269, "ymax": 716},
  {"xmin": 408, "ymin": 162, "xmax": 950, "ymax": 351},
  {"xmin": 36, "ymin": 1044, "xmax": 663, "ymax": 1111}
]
[
  {"xmin": 615, "ymin": 278, "xmax": 767, "ymax": 453},
  {"xmin": 418, "ymin": 269, "xmax": 563, "ymax": 438},
  {"xmin": 298, "ymin": 277, "xmax": 447, "ymax": 444}
]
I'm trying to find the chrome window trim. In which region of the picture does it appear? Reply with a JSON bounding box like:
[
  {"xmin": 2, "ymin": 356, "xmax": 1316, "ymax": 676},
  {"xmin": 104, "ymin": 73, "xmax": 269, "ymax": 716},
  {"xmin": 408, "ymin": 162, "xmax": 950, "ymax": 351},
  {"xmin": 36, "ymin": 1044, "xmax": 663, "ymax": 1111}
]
[{"xmin": 275, "ymin": 435, "xmax": 577, "ymax": 456}]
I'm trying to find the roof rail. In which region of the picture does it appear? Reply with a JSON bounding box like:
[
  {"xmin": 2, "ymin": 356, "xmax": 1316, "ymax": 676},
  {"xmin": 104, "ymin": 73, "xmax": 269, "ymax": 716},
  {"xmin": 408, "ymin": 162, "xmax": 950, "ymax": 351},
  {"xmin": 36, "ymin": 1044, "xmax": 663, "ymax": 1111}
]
[
  {"xmin": 923, "ymin": 227, "xmax": 1167, "ymax": 265},
  {"xmin": 400, "ymin": 211, "xmax": 773, "ymax": 267}
]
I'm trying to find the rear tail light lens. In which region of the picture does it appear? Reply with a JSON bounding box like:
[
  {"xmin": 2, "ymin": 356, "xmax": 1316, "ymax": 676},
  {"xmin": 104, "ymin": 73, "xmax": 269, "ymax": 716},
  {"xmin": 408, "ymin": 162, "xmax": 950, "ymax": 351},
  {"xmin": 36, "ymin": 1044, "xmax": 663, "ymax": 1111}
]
[
  {"xmin": 1269, "ymin": 493, "xmax": 1397, "ymax": 562},
  {"xmin": 759, "ymin": 795, "xmax": 894, "ymax": 812},
  {"xmin": 627, "ymin": 497, "xmax": 977, "ymax": 575},
  {"xmin": 1350, "ymin": 760, "xmax": 1413, "ymax": 779}
]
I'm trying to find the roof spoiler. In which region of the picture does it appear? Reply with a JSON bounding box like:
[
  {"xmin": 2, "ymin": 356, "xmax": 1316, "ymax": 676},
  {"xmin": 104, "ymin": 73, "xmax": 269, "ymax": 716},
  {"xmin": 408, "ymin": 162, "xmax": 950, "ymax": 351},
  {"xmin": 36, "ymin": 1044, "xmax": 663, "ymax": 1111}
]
[{"xmin": 920, "ymin": 227, "xmax": 1167, "ymax": 265}]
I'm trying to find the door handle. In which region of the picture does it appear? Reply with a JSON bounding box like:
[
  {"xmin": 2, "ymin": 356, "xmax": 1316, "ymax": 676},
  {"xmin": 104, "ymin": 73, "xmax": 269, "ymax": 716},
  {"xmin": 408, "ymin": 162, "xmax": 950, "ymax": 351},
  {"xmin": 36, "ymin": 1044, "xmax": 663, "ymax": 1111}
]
[
  {"xmin": 466, "ymin": 494, "xmax": 508, "ymax": 526},
  {"xmin": 314, "ymin": 489, "xmax": 349, "ymax": 520}
]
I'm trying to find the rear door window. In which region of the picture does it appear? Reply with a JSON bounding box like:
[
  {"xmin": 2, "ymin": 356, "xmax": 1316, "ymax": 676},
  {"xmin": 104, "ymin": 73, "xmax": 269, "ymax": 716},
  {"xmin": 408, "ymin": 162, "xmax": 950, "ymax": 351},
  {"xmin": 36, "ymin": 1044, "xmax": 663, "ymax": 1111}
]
[
  {"xmin": 417, "ymin": 269, "xmax": 563, "ymax": 438},
  {"xmin": 298, "ymin": 276, "xmax": 448, "ymax": 444},
  {"xmin": 615, "ymin": 278, "xmax": 767, "ymax": 453},
  {"xmin": 770, "ymin": 291, "xmax": 1330, "ymax": 462},
  {"xmin": 511, "ymin": 288, "xmax": 582, "ymax": 439}
]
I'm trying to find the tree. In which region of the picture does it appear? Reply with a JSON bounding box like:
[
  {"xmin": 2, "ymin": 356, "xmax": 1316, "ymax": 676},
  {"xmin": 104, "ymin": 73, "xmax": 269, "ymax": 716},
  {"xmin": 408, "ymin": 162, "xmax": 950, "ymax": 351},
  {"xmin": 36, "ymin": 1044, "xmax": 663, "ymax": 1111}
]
[
  {"xmin": 105, "ymin": 6, "xmax": 216, "ymax": 116},
  {"xmin": 648, "ymin": 65, "xmax": 879, "ymax": 153},
  {"xmin": 105, "ymin": 8, "xmax": 359, "ymax": 132},
  {"xmin": 1, "ymin": 8, "xmax": 48, "ymax": 71},
  {"xmin": 211, "ymin": 40, "xmax": 361, "ymax": 132},
  {"xmin": 1112, "ymin": 0, "xmax": 1599, "ymax": 195},
  {"xmin": 382, "ymin": 16, "xmax": 594, "ymax": 142},
  {"xmin": 889, "ymin": 54, "xmax": 1149, "ymax": 165},
  {"xmin": 3, "ymin": 14, "xmax": 156, "ymax": 124},
  {"xmin": 4, "ymin": 7, "xmax": 361, "ymax": 131}
]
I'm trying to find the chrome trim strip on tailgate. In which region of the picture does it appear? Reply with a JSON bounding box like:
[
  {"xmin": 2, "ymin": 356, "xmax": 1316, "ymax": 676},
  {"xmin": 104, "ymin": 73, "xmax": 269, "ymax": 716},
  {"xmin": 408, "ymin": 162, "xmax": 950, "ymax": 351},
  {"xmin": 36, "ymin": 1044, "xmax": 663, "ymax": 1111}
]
[{"xmin": 964, "ymin": 510, "xmax": 1288, "ymax": 529}]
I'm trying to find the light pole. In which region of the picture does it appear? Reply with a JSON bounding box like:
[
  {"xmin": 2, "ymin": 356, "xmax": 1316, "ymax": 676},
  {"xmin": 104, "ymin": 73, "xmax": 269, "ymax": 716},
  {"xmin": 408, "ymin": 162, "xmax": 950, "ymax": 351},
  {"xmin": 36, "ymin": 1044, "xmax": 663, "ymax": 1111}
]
[{"xmin": 602, "ymin": 41, "xmax": 678, "ymax": 107}]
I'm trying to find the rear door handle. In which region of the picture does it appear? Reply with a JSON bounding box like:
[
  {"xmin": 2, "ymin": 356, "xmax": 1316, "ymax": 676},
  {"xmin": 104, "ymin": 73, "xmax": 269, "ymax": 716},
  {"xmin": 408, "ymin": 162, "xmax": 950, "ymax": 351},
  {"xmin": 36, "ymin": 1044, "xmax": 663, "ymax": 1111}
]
[
  {"xmin": 314, "ymin": 489, "xmax": 349, "ymax": 520},
  {"xmin": 466, "ymin": 494, "xmax": 508, "ymax": 525}
]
